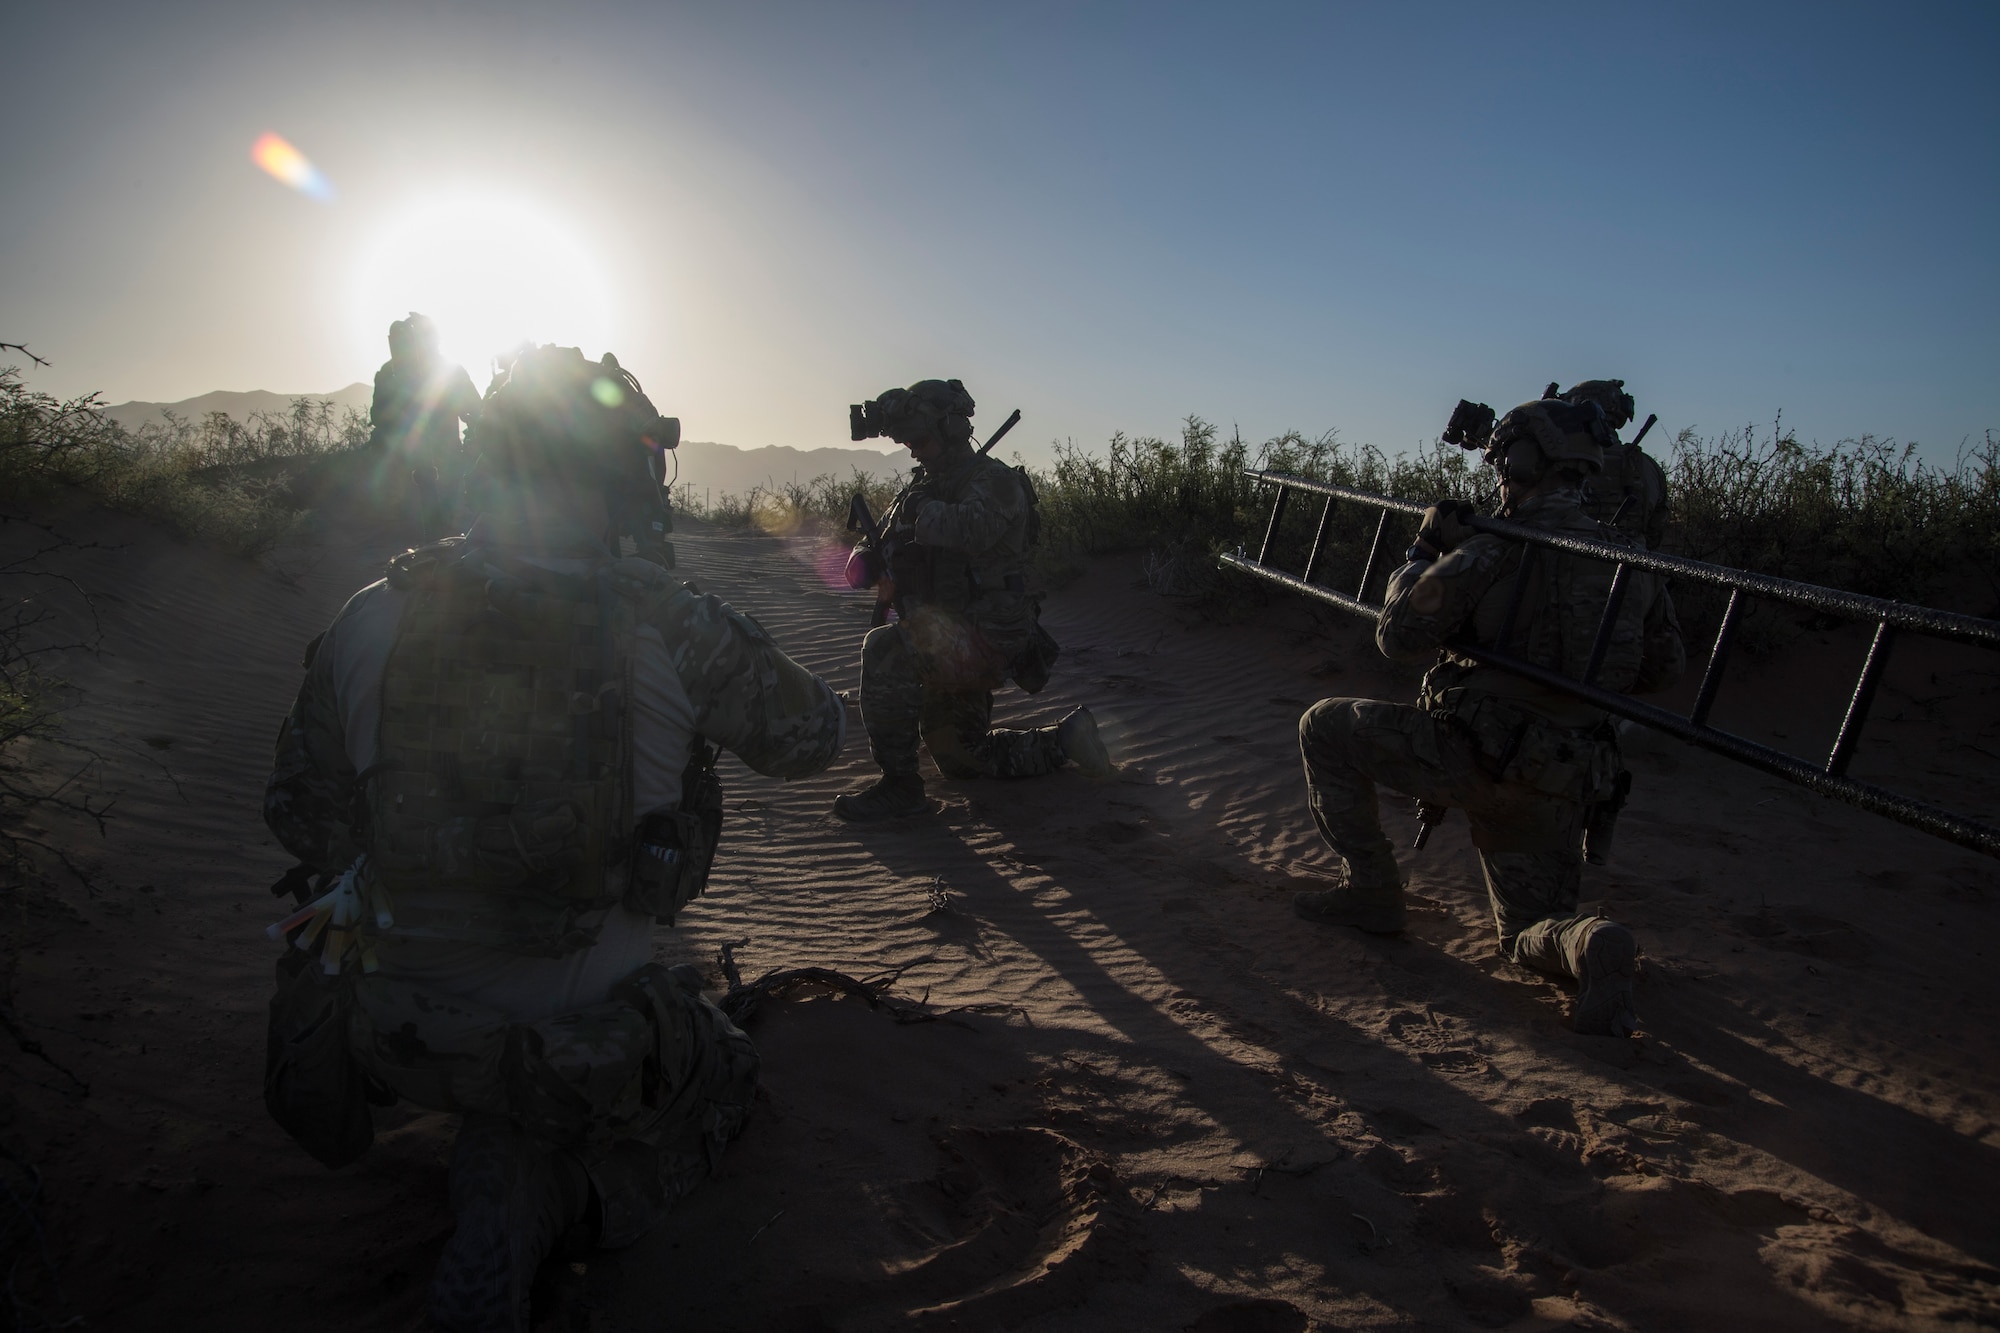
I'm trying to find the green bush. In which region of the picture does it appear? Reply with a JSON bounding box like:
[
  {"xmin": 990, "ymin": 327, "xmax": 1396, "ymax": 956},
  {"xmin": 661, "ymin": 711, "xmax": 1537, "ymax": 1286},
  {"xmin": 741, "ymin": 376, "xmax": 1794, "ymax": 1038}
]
[
  {"xmin": 675, "ymin": 411, "xmax": 1999, "ymax": 637},
  {"xmin": 1664, "ymin": 420, "xmax": 2000, "ymax": 627},
  {"xmin": 1030, "ymin": 416, "xmax": 1483, "ymax": 598},
  {"xmin": 0, "ymin": 366, "xmax": 369, "ymax": 556}
]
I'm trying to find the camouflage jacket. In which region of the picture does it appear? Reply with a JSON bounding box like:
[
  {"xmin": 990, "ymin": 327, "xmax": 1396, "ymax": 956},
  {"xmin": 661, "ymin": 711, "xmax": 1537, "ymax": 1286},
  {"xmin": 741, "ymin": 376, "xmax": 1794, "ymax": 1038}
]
[
  {"xmin": 1581, "ymin": 441, "xmax": 1669, "ymax": 550},
  {"xmin": 264, "ymin": 544, "xmax": 844, "ymax": 890},
  {"xmin": 1377, "ymin": 488, "xmax": 1685, "ymax": 733}
]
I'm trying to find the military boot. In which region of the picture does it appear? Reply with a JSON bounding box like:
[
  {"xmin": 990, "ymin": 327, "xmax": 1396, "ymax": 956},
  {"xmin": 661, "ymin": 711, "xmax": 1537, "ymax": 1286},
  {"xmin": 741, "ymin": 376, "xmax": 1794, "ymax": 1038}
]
[
  {"xmin": 1292, "ymin": 856, "xmax": 1408, "ymax": 935},
  {"xmin": 1568, "ymin": 919, "xmax": 1639, "ymax": 1037},
  {"xmin": 1055, "ymin": 707, "xmax": 1115, "ymax": 778},
  {"xmin": 832, "ymin": 773, "xmax": 928, "ymax": 822},
  {"xmin": 430, "ymin": 1114, "xmax": 591, "ymax": 1333}
]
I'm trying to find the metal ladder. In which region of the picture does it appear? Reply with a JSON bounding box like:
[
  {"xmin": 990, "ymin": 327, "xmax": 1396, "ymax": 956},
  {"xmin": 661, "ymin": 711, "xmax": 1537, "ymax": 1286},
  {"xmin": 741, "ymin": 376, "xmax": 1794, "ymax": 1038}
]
[{"xmin": 1219, "ymin": 469, "xmax": 2000, "ymax": 860}]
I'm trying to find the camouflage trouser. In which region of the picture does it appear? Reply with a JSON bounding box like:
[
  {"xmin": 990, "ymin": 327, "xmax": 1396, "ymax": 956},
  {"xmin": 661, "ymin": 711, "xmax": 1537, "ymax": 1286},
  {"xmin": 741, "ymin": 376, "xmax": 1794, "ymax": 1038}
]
[
  {"xmin": 859, "ymin": 619, "xmax": 1063, "ymax": 782},
  {"xmin": 1298, "ymin": 697, "xmax": 1608, "ymax": 980},
  {"xmin": 349, "ymin": 963, "xmax": 758, "ymax": 1249}
]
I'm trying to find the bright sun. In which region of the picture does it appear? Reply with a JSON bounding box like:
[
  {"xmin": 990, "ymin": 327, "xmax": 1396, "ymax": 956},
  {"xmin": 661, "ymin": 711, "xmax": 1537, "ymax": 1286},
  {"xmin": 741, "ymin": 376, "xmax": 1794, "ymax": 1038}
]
[{"xmin": 351, "ymin": 191, "xmax": 614, "ymax": 377}]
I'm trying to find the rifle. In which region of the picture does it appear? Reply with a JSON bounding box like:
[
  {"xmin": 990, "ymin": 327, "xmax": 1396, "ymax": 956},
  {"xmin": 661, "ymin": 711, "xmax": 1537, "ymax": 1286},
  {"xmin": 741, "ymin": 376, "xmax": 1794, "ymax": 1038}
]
[{"xmin": 845, "ymin": 409, "xmax": 1023, "ymax": 627}]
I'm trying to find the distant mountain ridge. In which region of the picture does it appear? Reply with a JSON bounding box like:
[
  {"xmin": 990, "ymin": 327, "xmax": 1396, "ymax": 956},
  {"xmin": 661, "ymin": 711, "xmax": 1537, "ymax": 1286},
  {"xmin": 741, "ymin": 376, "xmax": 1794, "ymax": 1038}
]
[
  {"xmin": 668, "ymin": 440, "xmax": 906, "ymax": 505},
  {"xmin": 100, "ymin": 386, "xmax": 907, "ymax": 501},
  {"xmin": 102, "ymin": 384, "xmax": 375, "ymax": 432}
]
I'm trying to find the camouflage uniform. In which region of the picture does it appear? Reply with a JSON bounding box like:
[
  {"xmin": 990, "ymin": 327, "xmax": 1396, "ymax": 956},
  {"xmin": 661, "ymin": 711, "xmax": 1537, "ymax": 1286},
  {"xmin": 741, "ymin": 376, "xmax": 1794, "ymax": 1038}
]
[
  {"xmin": 1299, "ymin": 487, "xmax": 1684, "ymax": 995},
  {"xmin": 265, "ymin": 534, "xmax": 843, "ymax": 1250},
  {"xmin": 858, "ymin": 442, "xmax": 1063, "ymax": 781}
]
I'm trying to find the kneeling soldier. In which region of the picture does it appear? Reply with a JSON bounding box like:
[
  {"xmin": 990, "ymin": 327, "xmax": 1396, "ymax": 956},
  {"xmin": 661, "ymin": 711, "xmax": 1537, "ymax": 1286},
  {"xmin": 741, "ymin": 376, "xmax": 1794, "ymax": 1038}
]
[
  {"xmin": 1294, "ymin": 399, "xmax": 1685, "ymax": 1035},
  {"xmin": 836, "ymin": 378, "xmax": 1111, "ymax": 821},
  {"xmin": 262, "ymin": 345, "xmax": 844, "ymax": 1330}
]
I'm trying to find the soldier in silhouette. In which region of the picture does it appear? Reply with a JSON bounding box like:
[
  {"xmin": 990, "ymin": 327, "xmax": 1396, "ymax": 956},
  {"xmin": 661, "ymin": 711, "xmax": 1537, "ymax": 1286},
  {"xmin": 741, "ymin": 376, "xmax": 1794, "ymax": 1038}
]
[{"xmin": 369, "ymin": 312, "xmax": 481, "ymax": 540}]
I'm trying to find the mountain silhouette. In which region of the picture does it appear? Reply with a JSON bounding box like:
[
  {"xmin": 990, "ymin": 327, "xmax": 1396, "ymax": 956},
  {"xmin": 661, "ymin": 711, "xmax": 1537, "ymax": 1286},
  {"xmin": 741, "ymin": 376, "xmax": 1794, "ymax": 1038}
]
[{"xmin": 100, "ymin": 386, "xmax": 907, "ymax": 502}]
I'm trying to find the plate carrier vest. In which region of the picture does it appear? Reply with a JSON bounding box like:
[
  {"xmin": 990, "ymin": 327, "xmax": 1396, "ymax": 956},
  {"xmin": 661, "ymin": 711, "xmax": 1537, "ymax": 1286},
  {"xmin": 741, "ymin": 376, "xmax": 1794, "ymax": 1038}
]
[{"xmin": 362, "ymin": 542, "xmax": 719, "ymax": 957}]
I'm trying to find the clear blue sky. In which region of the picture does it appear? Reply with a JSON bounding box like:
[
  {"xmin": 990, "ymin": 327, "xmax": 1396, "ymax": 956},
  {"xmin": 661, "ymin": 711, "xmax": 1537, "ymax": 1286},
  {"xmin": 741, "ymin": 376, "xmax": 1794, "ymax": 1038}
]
[{"xmin": 3, "ymin": 1, "xmax": 1995, "ymax": 466}]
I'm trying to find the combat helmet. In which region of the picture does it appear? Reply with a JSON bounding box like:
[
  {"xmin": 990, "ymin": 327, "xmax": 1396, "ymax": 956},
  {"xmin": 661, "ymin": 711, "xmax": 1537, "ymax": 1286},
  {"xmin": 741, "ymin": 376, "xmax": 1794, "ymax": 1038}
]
[
  {"xmin": 1560, "ymin": 379, "xmax": 1636, "ymax": 431},
  {"xmin": 465, "ymin": 345, "xmax": 681, "ymax": 559},
  {"xmin": 472, "ymin": 346, "xmax": 676, "ymax": 477},
  {"xmin": 850, "ymin": 378, "xmax": 976, "ymax": 446},
  {"xmin": 387, "ymin": 311, "xmax": 441, "ymax": 358},
  {"xmin": 1489, "ymin": 399, "xmax": 1609, "ymax": 482}
]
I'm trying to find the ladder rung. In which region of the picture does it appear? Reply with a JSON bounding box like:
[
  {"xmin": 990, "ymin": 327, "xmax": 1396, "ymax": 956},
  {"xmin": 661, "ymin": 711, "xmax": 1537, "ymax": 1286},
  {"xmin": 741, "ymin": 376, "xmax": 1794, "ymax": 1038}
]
[
  {"xmin": 1302, "ymin": 496, "xmax": 1337, "ymax": 584},
  {"xmin": 1689, "ymin": 589, "xmax": 1743, "ymax": 727},
  {"xmin": 1355, "ymin": 509, "xmax": 1393, "ymax": 602},
  {"xmin": 1827, "ymin": 621, "xmax": 1897, "ymax": 777},
  {"xmin": 1582, "ymin": 563, "xmax": 1632, "ymax": 686},
  {"xmin": 1257, "ymin": 484, "xmax": 1291, "ymax": 566}
]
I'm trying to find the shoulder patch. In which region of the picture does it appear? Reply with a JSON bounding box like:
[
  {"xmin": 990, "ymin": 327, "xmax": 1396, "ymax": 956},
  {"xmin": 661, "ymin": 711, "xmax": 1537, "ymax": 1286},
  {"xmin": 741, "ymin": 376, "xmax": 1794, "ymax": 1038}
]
[{"xmin": 1410, "ymin": 571, "xmax": 1446, "ymax": 615}]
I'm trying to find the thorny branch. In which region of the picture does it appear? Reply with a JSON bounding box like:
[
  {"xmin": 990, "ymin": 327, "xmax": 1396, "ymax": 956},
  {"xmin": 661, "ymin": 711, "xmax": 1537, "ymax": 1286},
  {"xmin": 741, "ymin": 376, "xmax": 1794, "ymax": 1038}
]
[{"xmin": 717, "ymin": 963, "xmax": 1029, "ymax": 1029}]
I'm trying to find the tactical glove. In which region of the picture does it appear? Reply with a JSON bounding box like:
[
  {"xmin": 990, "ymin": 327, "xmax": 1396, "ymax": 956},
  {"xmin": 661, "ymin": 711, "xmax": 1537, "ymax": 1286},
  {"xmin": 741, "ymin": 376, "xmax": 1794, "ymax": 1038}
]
[{"xmin": 1414, "ymin": 500, "xmax": 1476, "ymax": 559}]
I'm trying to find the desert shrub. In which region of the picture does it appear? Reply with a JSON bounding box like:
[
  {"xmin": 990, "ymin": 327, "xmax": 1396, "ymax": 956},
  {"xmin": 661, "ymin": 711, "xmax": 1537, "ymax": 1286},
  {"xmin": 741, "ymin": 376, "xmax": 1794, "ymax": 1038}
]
[
  {"xmin": 0, "ymin": 364, "xmax": 369, "ymax": 556},
  {"xmin": 1664, "ymin": 421, "xmax": 2000, "ymax": 631},
  {"xmin": 674, "ymin": 466, "xmax": 905, "ymax": 538},
  {"xmin": 1028, "ymin": 413, "xmax": 2000, "ymax": 632},
  {"xmin": 1030, "ymin": 416, "xmax": 1483, "ymax": 597},
  {"xmin": 590, "ymin": 402, "xmax": 2000, "ymax": 635}
]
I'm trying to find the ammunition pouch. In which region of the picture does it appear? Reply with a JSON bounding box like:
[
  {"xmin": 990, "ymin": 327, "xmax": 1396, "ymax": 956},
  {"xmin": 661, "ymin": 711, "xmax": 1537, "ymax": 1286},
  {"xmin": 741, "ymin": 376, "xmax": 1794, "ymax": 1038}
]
[
  {"xmin": 624, "ymin": 744, "xmax": 724, "ymax": 924},
  {"xmin": 887, "ymin": 540, "xmax": 934, "ymax": 605},
  {"xmin": 263, "ymin": 949, "xmax": 386, "ymax": 1169},
  {"xmin": 1444, "ymin": 694, "xmax": 1619, "ymax": 802}
]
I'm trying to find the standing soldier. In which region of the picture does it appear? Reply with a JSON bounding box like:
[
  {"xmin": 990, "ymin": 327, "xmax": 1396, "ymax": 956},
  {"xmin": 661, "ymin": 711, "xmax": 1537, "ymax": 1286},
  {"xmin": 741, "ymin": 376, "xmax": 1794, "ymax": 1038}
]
[
  {"xmin": 1557, "ymin": 379, "xmax": 1669, "ymax": 550},
  {"xmin": 835, "ymin": 378, "xmax": 1111, "ymax": 821},
  {"xmin": 369, "ymin": 312, "xmax": 482, "ymax": 540},
  {"xmin": 1292, "ymin": 399, "xmax": 1685, "ymax": 1035},
  {"xmin": 262, "ymin": 345, "xmax": 845, "ymax": 1330}
]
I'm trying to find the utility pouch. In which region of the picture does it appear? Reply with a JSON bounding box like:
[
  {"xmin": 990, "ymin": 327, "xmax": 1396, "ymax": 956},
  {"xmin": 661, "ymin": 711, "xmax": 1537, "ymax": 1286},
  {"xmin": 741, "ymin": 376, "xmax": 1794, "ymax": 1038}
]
[
  {"xmin": 1010, "ymin": 616, "xmax": 1061, "ymax": 695},
  {"xmin": 887, "ymin": 542, "xmax": 935, "ymax": 605},
  {"xmin": 624, "ymin": 744, "xmax": 723, "ymax": 924},
  {"xmin": 1583, "ymin": 768, "xmax": 1633, "ymax": 865},
  {"xmin": 927, "ymin": 548, "xmax": 975, "ymax": 612},
  {"xmin": 263, "ymin": 949, "xmax": 377, "ymax": 1169},
  {"xmin": 1458, "ymin": 697, "xmax": 1604, "ymax": 799}
]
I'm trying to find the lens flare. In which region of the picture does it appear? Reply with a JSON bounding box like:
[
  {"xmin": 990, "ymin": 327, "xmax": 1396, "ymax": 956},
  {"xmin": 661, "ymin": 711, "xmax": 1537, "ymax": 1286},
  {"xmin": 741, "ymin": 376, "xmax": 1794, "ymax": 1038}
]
[{"xmin": 251, "ymin": 132, "xmax": 336, "ymax": 202}]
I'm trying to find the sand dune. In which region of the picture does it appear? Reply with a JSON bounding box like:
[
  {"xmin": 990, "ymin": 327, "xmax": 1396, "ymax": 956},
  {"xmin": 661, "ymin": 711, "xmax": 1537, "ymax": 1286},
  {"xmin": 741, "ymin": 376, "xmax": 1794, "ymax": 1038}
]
[{"xmin": 2, "ymin": 492, "xmax": 1997, "ymax": 1331}]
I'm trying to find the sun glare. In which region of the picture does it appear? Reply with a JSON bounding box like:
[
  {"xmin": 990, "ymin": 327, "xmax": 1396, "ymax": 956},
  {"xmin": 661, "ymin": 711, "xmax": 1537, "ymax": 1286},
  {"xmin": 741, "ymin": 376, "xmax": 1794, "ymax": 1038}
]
[{"xmin": 352, "ymin": 192, "xmax": 614, "ymax": 377}]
